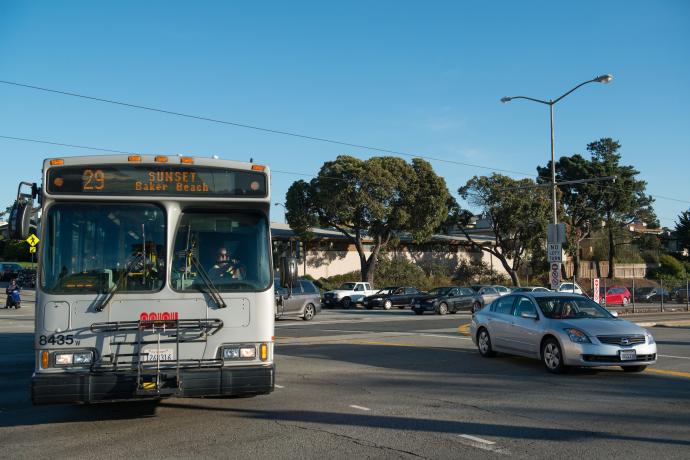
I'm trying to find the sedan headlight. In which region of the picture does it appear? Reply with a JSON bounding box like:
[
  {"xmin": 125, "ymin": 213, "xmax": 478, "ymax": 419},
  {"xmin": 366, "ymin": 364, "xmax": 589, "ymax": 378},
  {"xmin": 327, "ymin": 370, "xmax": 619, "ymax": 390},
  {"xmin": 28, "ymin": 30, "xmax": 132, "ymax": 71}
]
[
  {"xmin": 564, "ymin": 328, "xmax": 591, "ymax": 343},
  {"xmin": 54, "ymin": 351, "xmax": 93, "ymax": 366},
  {"xmin": 646, "ymin": 332, "xmax": 655, "ymax": 344}
]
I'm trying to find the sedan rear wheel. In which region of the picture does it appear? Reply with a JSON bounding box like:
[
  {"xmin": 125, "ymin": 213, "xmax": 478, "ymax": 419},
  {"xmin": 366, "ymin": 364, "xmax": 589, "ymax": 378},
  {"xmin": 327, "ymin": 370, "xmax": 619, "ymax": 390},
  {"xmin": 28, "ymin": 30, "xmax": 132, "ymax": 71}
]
[
  {"xmin": 302, "ymin": 304, "xmax": 315, "ymax": 321},
  {"xmin": 341, "ymin": 297, "xmax": 351, "ymax": 309},
  {"xmin": 542, "ymin": 338, "xmax": 567, "ymax": 374},
  {"xmin": 383, "ymin": 300, "xmax": 392, "ymax": 310},
  {"xmin": 477, "ymin": 328, "xmax": 495, "ymax": 357},
  {"xmin": 437, "ymin": 302, "xmax": 448, "ymax": 315}
]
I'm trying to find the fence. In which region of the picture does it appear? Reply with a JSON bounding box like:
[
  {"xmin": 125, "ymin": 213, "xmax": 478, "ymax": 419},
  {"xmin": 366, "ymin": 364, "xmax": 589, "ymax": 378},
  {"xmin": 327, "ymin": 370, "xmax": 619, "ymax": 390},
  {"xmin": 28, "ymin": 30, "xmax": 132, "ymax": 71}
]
[{"xmin": 569, "ymin": 276, "xmax": 690, "ymax": 313}]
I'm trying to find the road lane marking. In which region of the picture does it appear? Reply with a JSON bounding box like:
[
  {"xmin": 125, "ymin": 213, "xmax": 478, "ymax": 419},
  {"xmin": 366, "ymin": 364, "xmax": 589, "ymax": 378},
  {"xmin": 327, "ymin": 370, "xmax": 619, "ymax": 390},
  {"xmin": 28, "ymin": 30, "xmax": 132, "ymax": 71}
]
[
  {"xmin": 646, "ymin": 368, "xmax": 690, "ymax": 379},
  {"xmin": 457, "ymin": 434, "xmax": 509, "ymax": 455},
  {"xmin": 421, "ymin": 333, "xmax": 471, "ymax": 340},
  {"xmin": 459, "ymin": 434, "xmax": 495, "ymax": 445},
  {"xmin": 349, "ymin": 405, "xmax": 371, "ymax": 411},
  {"xmin": 275, "ymin": 384, "xmax": 285, "ymax": 389},
  {"xmin": 458, "ymin": 324, "xmax": 471, "ymax": 336},
  {"xmin": 658, "ymin": 354, "xmax": 690, "ymax": 360}
]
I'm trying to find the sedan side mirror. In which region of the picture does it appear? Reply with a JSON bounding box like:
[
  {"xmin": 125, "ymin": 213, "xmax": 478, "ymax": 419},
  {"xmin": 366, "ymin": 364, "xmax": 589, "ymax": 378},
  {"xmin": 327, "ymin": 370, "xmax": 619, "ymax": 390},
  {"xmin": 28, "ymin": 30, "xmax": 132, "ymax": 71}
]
[
  {"xmin": 520, "ymin": 311, "xmax": 538, "ymax": 320},
  {"xmin": 610, "ymin": 311, "xmax": 619, "ymax": 318}
]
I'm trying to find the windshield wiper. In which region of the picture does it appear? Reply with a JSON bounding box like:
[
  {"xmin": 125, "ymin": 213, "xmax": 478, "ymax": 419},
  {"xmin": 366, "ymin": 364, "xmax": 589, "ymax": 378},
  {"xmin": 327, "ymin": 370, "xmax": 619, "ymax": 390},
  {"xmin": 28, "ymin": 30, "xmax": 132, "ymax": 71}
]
[
  {"xmin": 94, "ymin": 253, "xmax": 144, "ymax": 312},
  {"xmin": 187, "ymin": 250, "xmax": 227, "ymax": 309}
]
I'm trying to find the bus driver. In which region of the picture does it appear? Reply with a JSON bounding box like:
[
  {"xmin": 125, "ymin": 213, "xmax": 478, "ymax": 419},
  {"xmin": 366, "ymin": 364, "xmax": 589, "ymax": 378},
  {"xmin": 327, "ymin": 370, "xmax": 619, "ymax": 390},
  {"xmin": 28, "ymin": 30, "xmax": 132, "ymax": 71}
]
[{"xmin": 209, "ymin": 247, "xmax": 246, "ymax": 281}]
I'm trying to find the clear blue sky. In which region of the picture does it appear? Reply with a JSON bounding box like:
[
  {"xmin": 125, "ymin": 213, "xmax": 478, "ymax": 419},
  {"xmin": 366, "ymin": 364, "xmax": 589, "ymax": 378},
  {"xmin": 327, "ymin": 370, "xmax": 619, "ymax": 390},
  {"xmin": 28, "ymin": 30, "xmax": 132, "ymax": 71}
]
[{"xmin": 1, "ymin": 1, "xmax": 688, "ymax": 227}]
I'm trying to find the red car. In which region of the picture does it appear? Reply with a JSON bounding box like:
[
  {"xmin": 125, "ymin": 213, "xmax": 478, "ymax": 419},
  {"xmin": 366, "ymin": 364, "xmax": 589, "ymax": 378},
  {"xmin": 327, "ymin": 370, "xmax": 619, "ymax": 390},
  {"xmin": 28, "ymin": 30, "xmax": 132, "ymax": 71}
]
[{"xmin": 599, "ymin": 286, "xmax": 632, "ymax": 306}]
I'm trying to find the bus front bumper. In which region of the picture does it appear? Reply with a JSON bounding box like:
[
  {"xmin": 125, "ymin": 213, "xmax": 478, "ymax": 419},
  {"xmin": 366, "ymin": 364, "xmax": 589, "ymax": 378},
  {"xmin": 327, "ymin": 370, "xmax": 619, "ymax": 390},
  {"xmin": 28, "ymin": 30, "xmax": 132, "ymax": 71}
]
[{"xmin": 32, "ymin": 364, "xmax": 274, "ymax": 405}]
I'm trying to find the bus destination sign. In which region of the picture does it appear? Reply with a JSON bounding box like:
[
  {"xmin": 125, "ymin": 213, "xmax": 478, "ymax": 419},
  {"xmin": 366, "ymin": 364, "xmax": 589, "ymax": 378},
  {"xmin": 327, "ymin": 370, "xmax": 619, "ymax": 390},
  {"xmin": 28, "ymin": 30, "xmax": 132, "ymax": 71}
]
[{"xmin": 47, "ymin": 165, "xmax": 267, "ymax": 197}]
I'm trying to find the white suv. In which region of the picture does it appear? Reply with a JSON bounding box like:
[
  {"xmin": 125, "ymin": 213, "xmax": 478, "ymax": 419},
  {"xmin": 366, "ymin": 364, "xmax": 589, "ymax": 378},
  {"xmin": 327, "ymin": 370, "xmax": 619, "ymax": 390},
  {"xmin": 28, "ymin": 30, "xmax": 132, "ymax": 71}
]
[{"xmin": 556, "ymin": 282, "xmax": 585, "ymax": 295}]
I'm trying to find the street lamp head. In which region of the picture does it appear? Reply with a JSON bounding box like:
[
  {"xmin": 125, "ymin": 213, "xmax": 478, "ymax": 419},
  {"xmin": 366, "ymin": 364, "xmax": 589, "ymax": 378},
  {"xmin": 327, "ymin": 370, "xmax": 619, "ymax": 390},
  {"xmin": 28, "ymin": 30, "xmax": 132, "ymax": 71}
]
[
  {"xmin": 594, "ymin": 74, "xmax": 613, "ymax": 84},
  {"xmin": 500, "ymin": 96, "xmax": 512, "ymax": 103}
]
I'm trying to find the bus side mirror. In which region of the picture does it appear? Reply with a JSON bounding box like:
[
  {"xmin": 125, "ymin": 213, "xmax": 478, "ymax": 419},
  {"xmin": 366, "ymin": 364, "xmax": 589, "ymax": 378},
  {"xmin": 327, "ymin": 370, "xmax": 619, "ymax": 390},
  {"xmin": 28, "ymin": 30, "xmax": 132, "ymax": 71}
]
[
  {"xmin": 280, "ymin": 257, "xmax": 298, "ymax": 294},
  {"xmin": 8, "ymin": 200, "xmax": 32, "ymax": 240}
]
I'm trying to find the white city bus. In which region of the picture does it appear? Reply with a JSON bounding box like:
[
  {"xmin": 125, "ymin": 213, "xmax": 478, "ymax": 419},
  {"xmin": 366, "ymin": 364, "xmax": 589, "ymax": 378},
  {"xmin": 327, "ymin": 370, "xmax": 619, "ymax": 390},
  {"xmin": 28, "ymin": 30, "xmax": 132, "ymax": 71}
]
[{"xmin": 11, "ymin": 154, "xmax": 290, "ymax": 404}]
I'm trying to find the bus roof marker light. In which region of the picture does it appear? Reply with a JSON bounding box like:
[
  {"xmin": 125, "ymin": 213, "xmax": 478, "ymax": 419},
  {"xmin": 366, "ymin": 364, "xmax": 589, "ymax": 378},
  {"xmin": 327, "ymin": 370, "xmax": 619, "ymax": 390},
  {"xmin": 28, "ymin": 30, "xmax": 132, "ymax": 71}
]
[
  {"xmin": 128, "ymin": 155, "xmax": 142, "ymax": 162},
  {"xmin": 50, "ymin": 159, "xmax": 64, "ymax": 166},
  {"xmin": 154, "ymin": 155, "xmax": 168, "ymax": 163},
  {"xmin": 180, "ymin": 157, "xmax": 194, "ymax": 164},
  {"xmin": 251, "ymin": 164, "xmax": 266, "ymax": 171}
]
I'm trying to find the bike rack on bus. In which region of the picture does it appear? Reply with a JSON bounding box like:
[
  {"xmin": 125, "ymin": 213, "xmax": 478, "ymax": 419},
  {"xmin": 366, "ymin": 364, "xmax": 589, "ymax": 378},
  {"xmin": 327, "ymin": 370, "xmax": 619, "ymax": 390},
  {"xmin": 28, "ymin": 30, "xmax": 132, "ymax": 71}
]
[{"xmin": 90, "ymin": 318, "xmax": 224, "ymax": 396}]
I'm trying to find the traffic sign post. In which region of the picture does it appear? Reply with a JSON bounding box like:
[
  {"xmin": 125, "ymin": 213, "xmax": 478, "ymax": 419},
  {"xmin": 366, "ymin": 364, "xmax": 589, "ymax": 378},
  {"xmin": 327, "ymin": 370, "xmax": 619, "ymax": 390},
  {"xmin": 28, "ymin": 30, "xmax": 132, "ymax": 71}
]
[
  {"xmin": 593, "ymin": 278, "xmax": 600, "ymax": 304},
  {"xmin": 26, "ymin": 234, "xmax": 40, "ymax": 269},
  {"xmin": 547, "ymin": 243, "xmax": 563, "ymax": 263},
  {"xmin": 550, "ymin": 262, "xmax": 561, "ymax": 290}
]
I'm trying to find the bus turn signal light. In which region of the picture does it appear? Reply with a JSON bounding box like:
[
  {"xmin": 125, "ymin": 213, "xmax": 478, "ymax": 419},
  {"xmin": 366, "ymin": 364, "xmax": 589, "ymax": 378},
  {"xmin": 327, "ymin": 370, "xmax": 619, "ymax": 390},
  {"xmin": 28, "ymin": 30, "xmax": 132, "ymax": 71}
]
[
  {"xmin": 50, "ymin": 159, "xmax": 64, "ymax": 166},
  {"xmin": 260, "ymin": 343, "xmax": 268, "ymax": 361},
  {"xmin": 41, "ymin": 351, "xmax": 49, "ymax": 369}
]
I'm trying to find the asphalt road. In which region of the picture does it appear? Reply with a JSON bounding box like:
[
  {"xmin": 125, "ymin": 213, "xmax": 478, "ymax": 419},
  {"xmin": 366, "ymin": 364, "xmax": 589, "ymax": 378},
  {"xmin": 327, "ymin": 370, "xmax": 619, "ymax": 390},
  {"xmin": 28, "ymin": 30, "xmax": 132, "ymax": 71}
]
[{"xmin": 1, "ymin": 303, "xmax": 689, "ymax": 459}]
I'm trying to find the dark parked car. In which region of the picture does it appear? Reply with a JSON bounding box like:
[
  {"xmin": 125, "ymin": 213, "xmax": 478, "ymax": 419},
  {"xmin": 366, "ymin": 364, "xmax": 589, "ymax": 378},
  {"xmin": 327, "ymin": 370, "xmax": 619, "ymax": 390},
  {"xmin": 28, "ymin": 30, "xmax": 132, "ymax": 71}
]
[
  {"xmin": 671, "ymin": 286, "xmax": 689, "ymax": 302},
  {"xmin": 411, "ymin": 286, "xmax": 482, "ymax": 315},
  {"xmin": 275, "ymin": 278, "xmax": 322, "ymax": 321},
  {"xmin": 512, "ymin": 286, "xmax": 551, "ymax": 293},
  {"xmin": 0, "ymin": 263, "xmax": 23, "ymax": 281},
  {"xmin": 363, "ymin": 286, "xmax": 421, "ymax": 310},
  {"xmin": 634, "ymin": 287, "xmax": 671, "ymax": 303}
]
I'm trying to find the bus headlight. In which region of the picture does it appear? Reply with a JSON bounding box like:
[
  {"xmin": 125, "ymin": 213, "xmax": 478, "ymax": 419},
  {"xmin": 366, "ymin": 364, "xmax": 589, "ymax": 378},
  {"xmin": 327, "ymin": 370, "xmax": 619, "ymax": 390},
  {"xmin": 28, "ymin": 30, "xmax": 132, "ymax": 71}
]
[
  {"xmin": 222, "ymin": 345, "xmax": 256, "ymax": 360},
  {"xmin": 54, "ymin": 351, "xmax": 93, "ymax": 366}
]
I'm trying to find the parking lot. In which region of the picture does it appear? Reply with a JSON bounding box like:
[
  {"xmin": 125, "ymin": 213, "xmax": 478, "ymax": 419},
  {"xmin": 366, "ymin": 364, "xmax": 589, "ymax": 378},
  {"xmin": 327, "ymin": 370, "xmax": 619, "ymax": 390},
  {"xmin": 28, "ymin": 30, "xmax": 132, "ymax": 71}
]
[{"xmin": 1, "ymin": 298, "xmax": 689, "ymax": 459}]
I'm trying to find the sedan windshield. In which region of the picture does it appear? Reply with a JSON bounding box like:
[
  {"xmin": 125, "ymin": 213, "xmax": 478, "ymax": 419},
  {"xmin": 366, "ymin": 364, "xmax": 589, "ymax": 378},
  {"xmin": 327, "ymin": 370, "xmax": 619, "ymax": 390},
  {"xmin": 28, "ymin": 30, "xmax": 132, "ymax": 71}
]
[
  {"xmin": 42, "ymin": 203, "xmax": 166, "ymax": 293},
  {"xmin": 172, "ymin": 212, "xmax": 271, "ymax": 292},
  {"xmin": 428, "ymin": 287, "xmax": 452, "ymax": 296},
  {"xmin": 536, "ymin": 297, "xmax": 613, "ymax": 319}
]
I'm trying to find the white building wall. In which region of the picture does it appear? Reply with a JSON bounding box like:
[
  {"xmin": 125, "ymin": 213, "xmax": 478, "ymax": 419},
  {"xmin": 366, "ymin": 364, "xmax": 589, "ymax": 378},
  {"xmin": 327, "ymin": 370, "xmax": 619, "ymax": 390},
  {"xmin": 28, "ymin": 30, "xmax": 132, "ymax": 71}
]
[{"xmin": 300, "ymin": 245, "xmax": 508, "ymax": 280}]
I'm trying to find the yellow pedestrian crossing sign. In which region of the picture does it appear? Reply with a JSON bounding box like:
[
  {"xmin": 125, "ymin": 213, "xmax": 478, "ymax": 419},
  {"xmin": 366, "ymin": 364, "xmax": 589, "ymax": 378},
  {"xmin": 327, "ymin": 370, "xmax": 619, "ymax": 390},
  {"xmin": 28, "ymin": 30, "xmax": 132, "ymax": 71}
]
[{"xmin": 26, "ymin": 234, "xmax": 40, "ymax": 247}]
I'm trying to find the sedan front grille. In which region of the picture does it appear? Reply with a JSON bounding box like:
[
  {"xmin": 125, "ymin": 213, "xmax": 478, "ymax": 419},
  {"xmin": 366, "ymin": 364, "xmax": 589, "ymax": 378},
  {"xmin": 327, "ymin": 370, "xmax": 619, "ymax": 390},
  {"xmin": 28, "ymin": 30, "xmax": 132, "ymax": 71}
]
[
  {"xmin": 597, "ymin": 335, "xmax": 646, "ymax": 346},
  {"xmin": 583, "ymin": 353, "xmax": 656, "ymax": 363}
]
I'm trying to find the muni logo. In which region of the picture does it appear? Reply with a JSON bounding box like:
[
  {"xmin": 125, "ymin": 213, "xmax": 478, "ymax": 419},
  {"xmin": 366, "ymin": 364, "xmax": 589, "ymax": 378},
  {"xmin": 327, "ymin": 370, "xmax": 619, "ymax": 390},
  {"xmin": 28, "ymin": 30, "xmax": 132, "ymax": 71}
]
[{"xmin": 139, "ymin": 312, "xmax": 179, "ymax": 322}]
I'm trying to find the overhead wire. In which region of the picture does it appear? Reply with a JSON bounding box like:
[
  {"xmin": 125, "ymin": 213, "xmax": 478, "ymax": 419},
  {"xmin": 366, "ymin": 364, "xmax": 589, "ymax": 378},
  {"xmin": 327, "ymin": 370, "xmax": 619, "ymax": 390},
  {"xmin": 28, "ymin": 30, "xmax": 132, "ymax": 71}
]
[{"xmin": 0, "ymin": 79, "xmax": 535, "ymax": 177}]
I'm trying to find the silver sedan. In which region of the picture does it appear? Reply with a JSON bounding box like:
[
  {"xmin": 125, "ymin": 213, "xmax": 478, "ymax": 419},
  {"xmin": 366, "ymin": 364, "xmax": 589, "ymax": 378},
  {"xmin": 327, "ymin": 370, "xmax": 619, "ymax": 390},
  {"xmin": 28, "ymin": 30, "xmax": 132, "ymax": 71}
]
[{"xmin": 470, "ymin": 292, "xmax": 657, "ymax": 373}]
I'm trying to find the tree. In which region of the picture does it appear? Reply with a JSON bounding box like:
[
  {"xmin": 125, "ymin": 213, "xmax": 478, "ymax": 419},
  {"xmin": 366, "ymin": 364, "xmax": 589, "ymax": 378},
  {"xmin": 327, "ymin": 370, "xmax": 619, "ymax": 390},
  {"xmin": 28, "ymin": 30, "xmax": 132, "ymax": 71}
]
[
  {"xmin": 585, "ymin": 138, "xmax": 655, "ymax": 278},
  {"xmin": 537, "ymin": 154, "xmax": 601, "ymax": 278},
  {"xmin": 457, "ymin": 174, "xmax": 551, "ymax": 286},
  {"xmin": 676, "ymin": 210, "xmax": 690, "ymax": 252},
  {"xmin": 285, "ymin": 155, "xmax": 451, "ymax": 284}
]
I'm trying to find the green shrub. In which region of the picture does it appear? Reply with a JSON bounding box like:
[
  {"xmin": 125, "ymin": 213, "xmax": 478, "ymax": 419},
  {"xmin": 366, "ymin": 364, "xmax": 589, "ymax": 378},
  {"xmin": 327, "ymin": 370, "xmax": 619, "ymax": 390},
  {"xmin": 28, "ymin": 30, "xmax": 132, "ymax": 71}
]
[{"xmin": 648, "ymin": 254, "xmax": 686, "ymax": 281}]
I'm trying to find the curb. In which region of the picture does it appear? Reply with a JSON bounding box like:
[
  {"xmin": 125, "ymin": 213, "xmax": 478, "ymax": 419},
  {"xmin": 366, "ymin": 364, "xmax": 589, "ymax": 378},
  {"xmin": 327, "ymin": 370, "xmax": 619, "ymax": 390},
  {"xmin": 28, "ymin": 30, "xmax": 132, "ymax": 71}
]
[{"xmin": 635, "ymin": 320, "xmax": 690, "ymax": 328}]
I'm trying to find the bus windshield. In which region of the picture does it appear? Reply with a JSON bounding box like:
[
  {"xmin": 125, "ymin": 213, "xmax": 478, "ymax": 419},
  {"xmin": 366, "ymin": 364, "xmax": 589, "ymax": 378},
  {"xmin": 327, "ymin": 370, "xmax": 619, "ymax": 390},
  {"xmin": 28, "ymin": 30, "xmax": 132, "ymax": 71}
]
[
  {"xmin": 171, "ymin": 212, "xmax": 271, "ymax": 292},
  {"xmin": 42, "ymin": 203, "xmax": 166, "ymax": 293}
]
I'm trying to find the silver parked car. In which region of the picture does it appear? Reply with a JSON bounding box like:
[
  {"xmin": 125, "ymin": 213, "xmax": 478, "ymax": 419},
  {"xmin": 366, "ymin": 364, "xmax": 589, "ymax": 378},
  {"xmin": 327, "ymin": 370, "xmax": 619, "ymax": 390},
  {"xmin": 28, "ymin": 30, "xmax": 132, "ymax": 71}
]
[
  {"xmin": 275, "ymin": 279, "xmax": 322, "ymax": 321},
  {"xmin": 470, "ymin": 292, "xmax": 657, "ymax": 373}
]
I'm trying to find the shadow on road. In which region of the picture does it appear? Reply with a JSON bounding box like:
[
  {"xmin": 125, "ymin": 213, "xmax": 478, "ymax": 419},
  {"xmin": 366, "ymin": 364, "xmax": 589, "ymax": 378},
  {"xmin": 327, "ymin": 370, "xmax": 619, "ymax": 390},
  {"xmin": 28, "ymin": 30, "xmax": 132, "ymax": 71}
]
[{"xmin": 160, "ymin": 403, "xmax": 690, "ymax": 447}]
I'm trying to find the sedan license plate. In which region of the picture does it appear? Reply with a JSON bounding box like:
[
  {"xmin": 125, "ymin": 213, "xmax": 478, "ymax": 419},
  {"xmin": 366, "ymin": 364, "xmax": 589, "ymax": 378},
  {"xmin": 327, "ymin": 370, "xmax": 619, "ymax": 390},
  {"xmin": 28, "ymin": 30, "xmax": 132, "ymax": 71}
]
[
  {"xmin": 619, "ymin": 349, "xmax": 636, "ymax": 361},
  {"xmin": 145, "ymin": 349, "xmax": 174, "ymax": 361}
]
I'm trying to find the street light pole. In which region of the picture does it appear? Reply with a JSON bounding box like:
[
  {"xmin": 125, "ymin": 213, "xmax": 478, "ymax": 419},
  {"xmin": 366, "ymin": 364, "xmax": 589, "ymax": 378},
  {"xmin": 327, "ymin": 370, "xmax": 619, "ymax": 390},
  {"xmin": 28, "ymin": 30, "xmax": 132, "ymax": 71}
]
[
  {"xmin": 550, "ymin": 101, "xmax": 556, "ymax": 225},
  {"xmin": 501, "ymin": 74, "xmax": 613, "ymax": 231}
]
